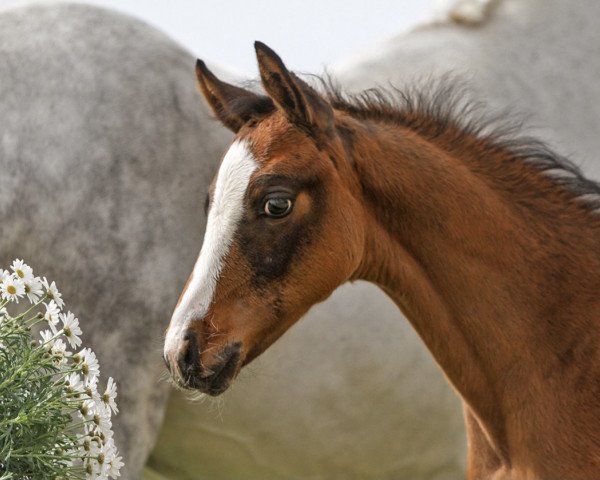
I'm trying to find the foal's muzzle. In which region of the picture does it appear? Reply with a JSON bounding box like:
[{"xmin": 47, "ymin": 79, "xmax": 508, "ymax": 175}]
[{"xmin": 165, "ymin": 329, "xmax": 241, "ymax": 396}]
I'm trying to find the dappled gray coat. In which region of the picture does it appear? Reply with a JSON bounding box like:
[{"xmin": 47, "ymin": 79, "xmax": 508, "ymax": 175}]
[{"xmin": 1, "ymin": 1, "xmax": 599, "ymax": 479}]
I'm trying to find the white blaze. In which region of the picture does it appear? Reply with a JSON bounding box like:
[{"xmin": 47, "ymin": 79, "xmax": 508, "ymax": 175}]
[{"xmin": 165, "ymin": 140, "xmax": 257, "ymax": 353}]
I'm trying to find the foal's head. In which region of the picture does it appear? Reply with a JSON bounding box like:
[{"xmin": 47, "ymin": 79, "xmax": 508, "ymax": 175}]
[{"xmin": 164, "ymin": 43, "xmax": 365, "ymax": 394}]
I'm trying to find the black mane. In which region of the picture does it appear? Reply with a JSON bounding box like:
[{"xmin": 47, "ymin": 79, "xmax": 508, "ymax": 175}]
[{"xmin": 315, "ymin": 75, "xmax": 600, "ymax": 216}]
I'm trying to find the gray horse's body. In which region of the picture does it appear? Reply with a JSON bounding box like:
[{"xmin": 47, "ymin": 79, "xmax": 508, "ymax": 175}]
[
  {"xmin": 1, "ymin": 1, "xmax": 599, "ymax": 479},
  {"xmin": 1, "ymin": 3, "xmax": 230, "ymax": 475}
]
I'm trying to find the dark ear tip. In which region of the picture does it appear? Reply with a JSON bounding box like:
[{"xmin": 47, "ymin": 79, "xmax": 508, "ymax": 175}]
[
  {"xmin": 196, "ymin": 59, "xmax": 219, "ymax": 85},
  {"xmin": 254, "ymin": 40, "xmax": 268, "ymax": 53},
  {"xmin": 195, "ymin": 59, "xmax": 208, "ymax": 75},
  {"xmin": 254, "ymin": 41, "xmax": 281, "ymax": 62}
]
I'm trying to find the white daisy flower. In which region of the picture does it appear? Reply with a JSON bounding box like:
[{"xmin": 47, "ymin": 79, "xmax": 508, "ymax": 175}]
[
  {"xmin": 85, "ymin": 457, "xmax": 103, "ymax": 479},
  {"xmin": 97, "ymin": 422, "xmax": 114, "ymax": 443},
  {"xmin": 104, "ymin": 438, "xmax": 123, "ymax": 478},
  {"xmin": 78, "ymin": 434, "xmax": 100, "ymax": 456},
  {"xmin": 1, "ymin": 274, "xmax": 25, "ymax": 303},
  {"xmin": 101, "ymin": 377, "xmax": 119, "ymax": 415},
  {"xmin": 23, "ymin": 276, "xmax": 44, "ymax": 304},
  {"xmin": 39, "ymin": 329, "xmax": 70, "ymax": 366},
  {"xmin": 77, "ymin": 397, "xmax": 96, "ymax": 420},
  {"xmin": 40, "ymin": 277, "xmax": 64, "ymax": 308},
  {"xmin": 81, "ymin": 383, "xmax": 102, "ymax": 416},
  {"xmin": 108, "ymin": 454, "xmax": 123, "ymax": 478},
  {"xmin": 39, "ymin": 329, "xmax": 56, "ymax": 350},
  {"xmin": 78, "ymin": 347, "xmax": 100, "ymax": 386},
  {"xmin": 82, "ymin": 436, "xmax": 103, "ymax": 477},
  {"xmin": 95, "ymin": 453, "xmax": 111, "ymax": 478},
  {"xmin": 49, "ymin": 338, "xmax": 69, "ymax": 365},
  {"xmin": 11, "ymin": 259, "xmax": 33, "ymax": 282},
  {"xmin": 95, "ymin": 438, "xmax": 119, "ymax": 477},
  {"xmin": 89, "ymin": 407, "xmax": 114, "ymax": 443},
  {"xmin": 87, "ymin": 445, "xmax": 109, "ymax": 478},
  {"xmin": 44, "ymin": 300, "xmax": 61, "ymax": 331},
  {"xmin": 0, "ymin": 260, "xmax": 123, "ymax": 476},
  {"xmin": 92, "ymin": 407, "xmax": 113, "ymax": 439},
  {"xmin": 60, "ymin": 311, "xmax": 82, "ymax": 349},
  {"xmin": 103, "ymin": 437, "xmax": 117, "ymax": 458},
  {"xmin": 65, "ymin": 372, "xmax": 85, "ymax": 395}
]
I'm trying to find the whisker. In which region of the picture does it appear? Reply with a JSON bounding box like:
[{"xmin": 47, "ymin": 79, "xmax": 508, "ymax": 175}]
[{"xmin": 207, "ymin": 332, "xmax": 227, "ymax": 339}]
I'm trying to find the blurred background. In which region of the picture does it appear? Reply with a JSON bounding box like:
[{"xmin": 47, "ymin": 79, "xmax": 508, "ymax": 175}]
[{"xmin": 0, "ymin": 0, "xmax": 437, "ymax": 75}]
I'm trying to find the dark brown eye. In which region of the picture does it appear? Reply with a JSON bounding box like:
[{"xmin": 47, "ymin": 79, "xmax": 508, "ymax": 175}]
[{"xmin": 264, "ymin": 197, "xmax": 293, "ymax": 217}]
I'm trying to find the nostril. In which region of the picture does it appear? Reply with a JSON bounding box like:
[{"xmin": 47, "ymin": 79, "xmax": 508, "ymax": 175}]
[{"xmin": 177, "ymin": 329, "xmax": 200, "ymax": 377}]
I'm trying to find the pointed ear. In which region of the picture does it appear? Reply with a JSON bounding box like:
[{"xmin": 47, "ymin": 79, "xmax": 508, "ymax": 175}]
[
  {"xmin": 254, "ymin": 41, "xmax": 334, "ymax": 136},
  {"xmin": 195, "ymin": 59, "xmax": 274, "ymax": 133}
]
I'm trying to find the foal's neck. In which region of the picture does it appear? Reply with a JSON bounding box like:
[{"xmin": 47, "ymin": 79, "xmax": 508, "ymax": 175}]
[{"xmin": 347, "ymin": 117, "xmax": 600, "ymax": 470}]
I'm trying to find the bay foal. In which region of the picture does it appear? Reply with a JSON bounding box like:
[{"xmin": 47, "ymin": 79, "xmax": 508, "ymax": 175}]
[{"xmin": 164, "ymin": 43, "xmax": 600, "ymax": 479}]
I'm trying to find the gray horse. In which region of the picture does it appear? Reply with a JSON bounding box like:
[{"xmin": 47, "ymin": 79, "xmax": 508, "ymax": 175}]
[
  {"xmin": 1, "ymin": 1, "xmax": 599, "ymax": 479},
  {"xmin": 1, "ymin": 2, "xmax": 228, "ymax": 476}
]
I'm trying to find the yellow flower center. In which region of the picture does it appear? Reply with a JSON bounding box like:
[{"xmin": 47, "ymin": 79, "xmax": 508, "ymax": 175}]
[
  {"xmin": 16, "ymin": 269, "xmax": 24, "ymax": 278},
  {"xmin": 7, "ymin": 285, "xmax": 16, "ymax": 295}
]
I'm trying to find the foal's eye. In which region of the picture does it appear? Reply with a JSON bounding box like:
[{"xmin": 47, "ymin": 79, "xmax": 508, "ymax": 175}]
[{"xmin": 264, "ymin": 197, "xmax": 293, "ymax": 218}]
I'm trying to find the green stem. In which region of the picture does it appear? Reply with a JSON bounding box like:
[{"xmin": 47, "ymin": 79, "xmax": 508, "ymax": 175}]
[{"xmin": 14, "ymin": 298, "xmax": 46, "ymax": 323}]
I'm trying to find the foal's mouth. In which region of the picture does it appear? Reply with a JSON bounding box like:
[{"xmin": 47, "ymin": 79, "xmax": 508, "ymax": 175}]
[{"xmin": 177, "ymin": 342, "xmax": 242, "ymax": 396}]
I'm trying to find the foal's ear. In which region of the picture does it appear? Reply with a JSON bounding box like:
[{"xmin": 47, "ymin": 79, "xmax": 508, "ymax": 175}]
[
  {"xmin": 195, "ymin": 59, "xmax": 273, "ymax": 133},
  {"xmin": 254, "ymin": 41, "xmax": 334, "ymax": 136}
]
